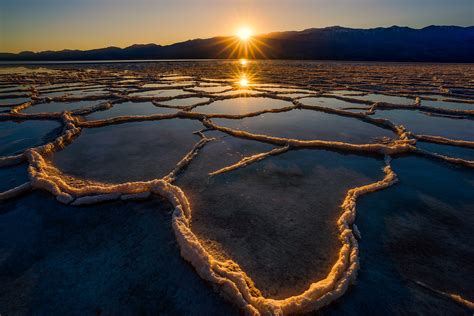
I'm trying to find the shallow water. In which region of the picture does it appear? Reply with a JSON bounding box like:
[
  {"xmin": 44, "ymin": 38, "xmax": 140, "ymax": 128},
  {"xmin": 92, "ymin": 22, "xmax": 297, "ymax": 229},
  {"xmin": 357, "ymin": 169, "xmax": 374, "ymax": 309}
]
[
  {"xmin": 216, "ymin": 89, "xmax": 261, "ymax": 96},
  {"xmin": 129, "ymin": 89, "xmax": 190, "ymax": 98},
  {"xmin": 142, "ymin": 81, "xmax": 194, "ymax": 88},
  {"xmin": 373, "ymin": 109, "xmax": 474, "ymax": 141},
  {"xmin": 0, "ymin": 120, "xmax": 62, "ymax": 156},
  {"xmin": 157, "ymin": 97, "xmax": 209, "ymax": 108},
  {"xmin": 0, "ymin": 192, "xmax": 237, "ymax": 315},
  {"xmin": 300, "ymin": 96, "xmax": 369, "ymax": 109},
  {"xmin": 351, "ymin": 93, "xmax": 415, "ymax": 105},
  {"xmin": 193, "ymin": 97, "xmax": 293, "ymax": 115},
  {"xmin": 177, "ymin": 149, "xmax": 384, "ymax": 299},
  {"xmin": 42, "ymin": 88, "xmax": 109, "ymax": 98},
  {"xmin": 85, "ymin": 101, "xmax": 177, "ymax": 120},
  {"xmin": 417, "ymin": 141, "xmax": 474, "ymax": 160},
  {"xmin": 23, "ymin": 101, "xmax": 99, "ymax": 114},
  {"xmin": 0, "ymin": 97, "xmax": 30, "ymax": 106},
  {"xmin": 321, "ymin": 157, "xmax": 473, "ymax": 315},
  {"xmin": 190, "ymin": 85, "xmax": 233, "ymax": 93},
  {"xmin": 213, "ymin": 108, "xmax": 395, "ymax": 143},
  {"xmin": 422, "ymin": 99, "xmax": 474, "ymax": 110},
  {"xmin": 53, "ymin": 119, "xmax": 203, "ymax": 183},
  {"xmin": 0, "ymin": 163, "xmax": 29, "ymax": 192}
]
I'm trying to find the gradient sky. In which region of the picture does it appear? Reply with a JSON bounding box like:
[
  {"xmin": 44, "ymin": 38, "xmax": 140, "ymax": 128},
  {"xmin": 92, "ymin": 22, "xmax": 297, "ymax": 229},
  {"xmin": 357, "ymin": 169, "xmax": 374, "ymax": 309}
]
[{"xmin": 1, "ymin": 0, "xmax": 473, "ymax": 53}]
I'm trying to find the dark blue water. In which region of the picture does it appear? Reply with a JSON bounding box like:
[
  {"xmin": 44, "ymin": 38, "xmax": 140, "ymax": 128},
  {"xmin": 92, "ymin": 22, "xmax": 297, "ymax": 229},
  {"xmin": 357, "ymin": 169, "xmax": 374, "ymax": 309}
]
[
  {"xmin": 192, "ymin": 97, "xmax": 292, "ymax": 115},
  {"xmin": 0, "ymin": 120, "xmax": 62, "ymax": 156},
  {"xmin": 300, "ymin": 97, "xmax": 369, "ymax": 109},
  {"xmin": 320, "ymin": 157, "xmax": 473, "ymax": 315},
  {"xmin": 53, "ymin": 119, "xmax": 204, "ymax": 183},
  {"xmin": 373, "ymin": 110, "xmax": 474, "ymax": 141},
  {"xmin": 157, "ymin": 97, "xmax": 209, "ymax": 108},
  {"xmin": 0, "ymin": 163, "xmax": 29, "ymax": 192},
  {"xmin": 85, "ymin": 101, "xmax": 177, "ymax": 120},
  {"xmin": 0, "ymin": 192, "xmax": 238, "ymax": 315},
  {"xmin": 214, "ymin": 109, "xmax": 395, "ymax": 143},
  {"xmin": 417, "ymin": 141, "xmax": 474, "ymax": 161},
  {"xmin": 422, "ymin": 98, "xmax": 473, "ymax": 110},
  {"xmin": 177, "ymin": 149, "xmax": 385, "ymax": 299},
  {"xmin": 0, "ymin": 97, "xmax": 30, "ymax": 106},
  {"xmin": 23, "ymin": 101, "xmax": 100, "ymax": 114}
]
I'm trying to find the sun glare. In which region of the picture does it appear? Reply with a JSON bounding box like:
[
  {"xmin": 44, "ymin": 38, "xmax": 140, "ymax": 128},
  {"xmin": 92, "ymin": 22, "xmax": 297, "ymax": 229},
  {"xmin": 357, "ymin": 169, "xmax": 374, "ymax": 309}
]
[
  {"xmin": 238, "ymin": 75, "xmax": 249, "ymax": 87},
  {"xmin": 237, "ymin": 27, "xmax": 252, "ymax": 41},
  {"xmin": 240, "ymin": 58, "xmax": 248, "ymax": 66}
]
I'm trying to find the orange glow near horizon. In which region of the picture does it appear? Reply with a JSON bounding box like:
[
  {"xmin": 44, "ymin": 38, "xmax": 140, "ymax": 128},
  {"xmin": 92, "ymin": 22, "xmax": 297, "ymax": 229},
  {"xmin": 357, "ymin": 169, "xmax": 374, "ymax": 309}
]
[
  {"xmin": 236, "ymin": 27, "xmax": 253, "ymax": 41},
  {"xmin": 215, "ymin": 25, "xmax": 271, "ymax": 60}
]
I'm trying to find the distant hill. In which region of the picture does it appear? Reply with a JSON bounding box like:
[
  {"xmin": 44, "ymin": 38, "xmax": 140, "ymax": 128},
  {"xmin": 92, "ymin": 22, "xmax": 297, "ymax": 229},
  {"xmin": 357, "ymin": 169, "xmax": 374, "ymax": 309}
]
[{"xmin": 1, "ymin": 26, "xmax": 473, "ymax": 62}]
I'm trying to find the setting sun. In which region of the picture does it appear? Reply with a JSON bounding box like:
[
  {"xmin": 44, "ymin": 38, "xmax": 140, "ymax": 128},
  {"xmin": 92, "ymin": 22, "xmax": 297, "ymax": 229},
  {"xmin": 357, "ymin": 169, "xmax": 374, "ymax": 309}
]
[{"xmin": 236, "ymin": 27, "xmax": 253, "ymax": 41}]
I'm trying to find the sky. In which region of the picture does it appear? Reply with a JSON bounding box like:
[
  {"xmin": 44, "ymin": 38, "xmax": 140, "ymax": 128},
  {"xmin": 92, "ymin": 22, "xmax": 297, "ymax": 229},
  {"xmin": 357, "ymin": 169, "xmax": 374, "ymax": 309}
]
[{"xmin": 1, "ymin": 0, "xmax": 473, "ymax": 53}]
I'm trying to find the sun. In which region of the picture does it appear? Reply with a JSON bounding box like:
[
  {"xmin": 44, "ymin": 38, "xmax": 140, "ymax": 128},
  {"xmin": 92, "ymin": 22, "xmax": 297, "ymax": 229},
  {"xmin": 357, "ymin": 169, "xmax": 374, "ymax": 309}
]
[{"xmin": 236, "ymin": 27, "xmax": 253, "ymax": 41}]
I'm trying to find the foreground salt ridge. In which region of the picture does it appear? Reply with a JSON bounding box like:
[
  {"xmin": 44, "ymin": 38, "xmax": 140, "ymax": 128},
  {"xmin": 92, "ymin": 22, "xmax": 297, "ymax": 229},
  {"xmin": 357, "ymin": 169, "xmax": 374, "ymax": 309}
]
[{"xmin": 1, "ymin": 66, "xmax": 474, "ymax": 314}]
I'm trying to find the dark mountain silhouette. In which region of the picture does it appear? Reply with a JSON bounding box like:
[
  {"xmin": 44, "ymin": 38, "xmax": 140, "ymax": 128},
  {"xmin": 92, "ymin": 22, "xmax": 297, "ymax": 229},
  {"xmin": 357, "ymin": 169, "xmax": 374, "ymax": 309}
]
[{"xmin": 1, "ymin": 26, "xmax": 473, "ymax": 62}]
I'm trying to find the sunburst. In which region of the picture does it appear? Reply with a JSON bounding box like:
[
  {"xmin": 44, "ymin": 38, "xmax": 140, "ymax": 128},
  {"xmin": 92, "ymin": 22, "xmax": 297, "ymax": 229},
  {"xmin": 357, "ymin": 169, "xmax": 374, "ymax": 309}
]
[{"xmin": 212, "ymin": 26, "xmax": 273, "ymax": 60}]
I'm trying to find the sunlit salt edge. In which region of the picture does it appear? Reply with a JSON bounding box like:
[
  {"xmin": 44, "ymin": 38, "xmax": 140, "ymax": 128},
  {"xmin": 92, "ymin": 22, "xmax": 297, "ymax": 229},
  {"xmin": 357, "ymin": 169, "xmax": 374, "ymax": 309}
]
[{"xmin": 0, "ymin": 109, "xmax": 472, "ymax": 314}]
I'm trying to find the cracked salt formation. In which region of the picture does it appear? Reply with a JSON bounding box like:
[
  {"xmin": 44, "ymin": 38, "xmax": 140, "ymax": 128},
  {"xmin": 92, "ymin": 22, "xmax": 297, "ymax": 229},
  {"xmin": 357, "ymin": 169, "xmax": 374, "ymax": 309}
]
[
  {"xmin": 329, "ymin": 157, "xmax": 474, "ymax": 315},
  {"xmin": 177, "ymin": 150, "xmax": 385, "ymax": 299},
  {"xmin": 213, "ymin": 108, "xmax": 396, "ymax": 144},
  {"xmin": 0, "ymin": 120, "xmax": 62, "ymax": 156},
  {"xmin": 372, "ymin": 109, "xmax": 474, "ymax": 141},
  {"xmin": 0, "ymin": 62, "xmax": 473, "ymax": 315},
  {"xmin": 85, "ymin": 101, "xmax": 177, "ymax": 120},
  {"xmin": 22, "ymin": 101, "xmax": 98, "ymax": 114},
  {"xmin": 192, "ymin": 97, "xmax": 293, "ymax": 115},
  {"xmin": 52, "ymin": 119, "xmax": 203, "ymax": 183}
]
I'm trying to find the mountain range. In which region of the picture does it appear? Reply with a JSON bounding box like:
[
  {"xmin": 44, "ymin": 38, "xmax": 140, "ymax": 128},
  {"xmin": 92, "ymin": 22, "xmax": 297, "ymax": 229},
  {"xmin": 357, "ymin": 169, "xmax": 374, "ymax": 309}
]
[{"xmin": 1, "ymin": 26, "xmax": 473, "ymax": 62}]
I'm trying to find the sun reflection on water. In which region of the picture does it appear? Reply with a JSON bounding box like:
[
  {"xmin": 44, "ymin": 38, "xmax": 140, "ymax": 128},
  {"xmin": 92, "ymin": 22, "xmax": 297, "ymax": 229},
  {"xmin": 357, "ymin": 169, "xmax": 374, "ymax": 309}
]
[{"xmin": 238, "ymin": 76, "xmax": 249, "ymax": 87}]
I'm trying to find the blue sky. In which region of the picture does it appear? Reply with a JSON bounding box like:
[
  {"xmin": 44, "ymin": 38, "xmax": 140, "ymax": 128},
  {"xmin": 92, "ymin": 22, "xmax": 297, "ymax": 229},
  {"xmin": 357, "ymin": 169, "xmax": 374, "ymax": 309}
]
[{"xmin": 1, "ymin": 0, "xmax": 473, "ymax": 52}]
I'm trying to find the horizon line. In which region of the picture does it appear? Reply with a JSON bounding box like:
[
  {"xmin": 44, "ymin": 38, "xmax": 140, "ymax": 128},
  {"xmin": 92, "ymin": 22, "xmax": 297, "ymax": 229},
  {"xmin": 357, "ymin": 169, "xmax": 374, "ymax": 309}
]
[{"xmin": 1, "ymin": 24, "xmax": 472, "ymax": 55}]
